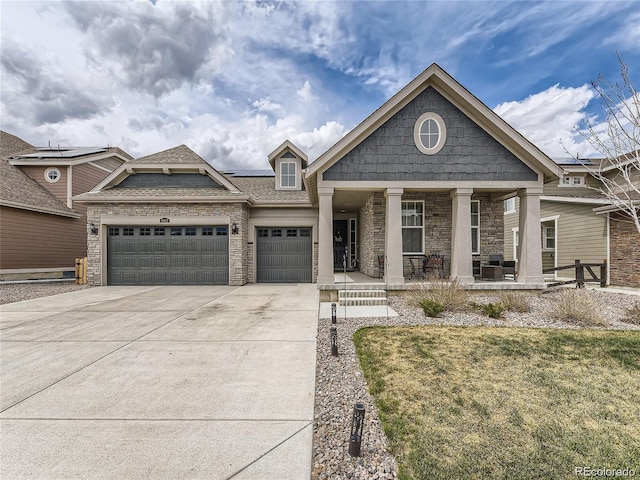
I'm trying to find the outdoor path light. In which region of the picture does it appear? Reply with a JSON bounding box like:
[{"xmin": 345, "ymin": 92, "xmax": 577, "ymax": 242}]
[
  {"xmin": 331, "ymin": 303, "xmax": 337, "ymax": 324},
  {"xmin": 330, "ymin": 326, "xmax": 338, "ymax": 356},
  {"xmin": 348, "ymin": 403, "xmax": 366, "ymax": 456}
]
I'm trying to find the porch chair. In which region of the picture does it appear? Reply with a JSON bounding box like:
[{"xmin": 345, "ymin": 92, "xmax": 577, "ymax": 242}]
[
  {"xmin": 489, "ymin": 254, "xmax": 504, "ymax": 266},
  {"xmin": 503, "ymin": 260, "xmax": 516, "ymax": 279},
  {"xmin": 423, "ymin": 254, "xmax": 444, "ymax": 279},
  {"xmin": 409, "ymin": 258, "xmax": 425, "ymax": 280}
]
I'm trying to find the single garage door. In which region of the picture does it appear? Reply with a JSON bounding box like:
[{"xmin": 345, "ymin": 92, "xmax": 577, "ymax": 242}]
[
  {"xmin": 256, "ymin": 227, "xmax": 312, "ymax": 283},
  {"xmin": 107, "ymin": 226, "xmax": 229, "ymax": 285}
]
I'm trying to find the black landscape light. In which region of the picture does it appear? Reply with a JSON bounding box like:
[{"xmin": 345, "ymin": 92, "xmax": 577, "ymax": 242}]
[
  {"xmin": 331, "ymin": 303, "xmax": 337, "ymax": 324},
  {"xmin": 348, "ymin": 403, "xmax": 366, "ymax": 457},
  {"xmin": 330, "ymin": 327, "xmax": 338, "ymax": 356}
]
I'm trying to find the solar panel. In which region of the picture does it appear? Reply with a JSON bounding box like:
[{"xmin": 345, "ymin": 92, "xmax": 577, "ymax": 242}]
[
  {"xmin": 224, "ymin": 169, "xmax": 275, "ymax": 177},
  {"xmin": 20, "ymin": 147, "xmax": 107, "ymax": 158}
]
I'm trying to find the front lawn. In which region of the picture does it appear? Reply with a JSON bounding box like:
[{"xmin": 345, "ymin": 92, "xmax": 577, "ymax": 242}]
[{"xmin": 354, "ymin": 326, "xmax": 640, "ymax": 480}]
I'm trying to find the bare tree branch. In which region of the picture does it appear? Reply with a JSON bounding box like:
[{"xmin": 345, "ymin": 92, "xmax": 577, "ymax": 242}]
[{"xmin": 569, "ymin": 56, "xmax": 640, "ymax": 233}]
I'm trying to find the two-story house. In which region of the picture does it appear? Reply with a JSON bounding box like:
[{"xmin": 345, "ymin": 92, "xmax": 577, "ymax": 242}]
[{"xmin": 0, "ymin": 131, "xmax": 132, "ymax": 281}]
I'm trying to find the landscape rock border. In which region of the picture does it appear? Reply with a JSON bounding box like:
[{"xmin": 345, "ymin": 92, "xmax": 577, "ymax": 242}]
[{"xmin": 311, "ymin": 289, "xmax": 640, "ymax": 479}]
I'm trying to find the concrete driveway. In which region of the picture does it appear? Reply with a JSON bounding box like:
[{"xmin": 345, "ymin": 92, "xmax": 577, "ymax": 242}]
[{"xmin": 0, "ymin": 284, "xmax": 318, "ymax": 479}]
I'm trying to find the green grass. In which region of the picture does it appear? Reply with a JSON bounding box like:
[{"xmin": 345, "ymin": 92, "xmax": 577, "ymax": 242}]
[{"xmin": 354, "ymin": 327, "xmax": 640, "ymax": 480}]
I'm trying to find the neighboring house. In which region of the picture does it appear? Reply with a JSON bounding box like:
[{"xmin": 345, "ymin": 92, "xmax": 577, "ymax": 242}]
[
  {"xmin": 503, "ymin": 155, "xmax": 640, "ymax": 288},
  {"xmin": 0, "ymin": 131, "xmax": 132, "ymax": 280},
  {"xmin": 75, "ymin": 64, "xmax": 563, "ymax": 289}
]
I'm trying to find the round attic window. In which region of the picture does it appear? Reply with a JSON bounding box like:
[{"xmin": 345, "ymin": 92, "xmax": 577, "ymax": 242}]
[
  {"xmin": 45, "ymin": 167, "xmax": 61, "ymax": 183},
  {"xmin": 414, "ymin": 112, "xmax": 446, "ymax": 154}
]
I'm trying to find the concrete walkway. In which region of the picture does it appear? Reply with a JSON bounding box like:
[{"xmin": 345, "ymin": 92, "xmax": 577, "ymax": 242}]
[{"xmin": 0, "ymin": 284, "xmax": 318, "ymax": 479}]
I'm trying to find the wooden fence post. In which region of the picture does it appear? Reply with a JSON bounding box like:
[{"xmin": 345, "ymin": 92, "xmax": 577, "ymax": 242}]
[
  {"xmin": 75, "ymin": 257, "xmax": 87, "ymax": 285},
  {"xmin": 575, "ymin": 259, "xmax": 585, "ymax": 288}
]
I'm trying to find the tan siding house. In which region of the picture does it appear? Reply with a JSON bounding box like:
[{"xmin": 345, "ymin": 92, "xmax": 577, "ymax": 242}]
[{"xmin": 505, "ymin": 155, "xmax": 638, "ymax": 287}]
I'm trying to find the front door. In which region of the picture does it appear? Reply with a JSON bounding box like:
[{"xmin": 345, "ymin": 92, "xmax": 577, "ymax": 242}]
[{"xmin": 333, "ymin": 220, "xmax": 348, "ymax": 270}]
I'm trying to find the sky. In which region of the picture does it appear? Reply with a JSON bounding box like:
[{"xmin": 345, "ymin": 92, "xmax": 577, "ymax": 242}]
[{"xmin": 1, "ymin": 1, "xmax": 638, "ymax": 170}]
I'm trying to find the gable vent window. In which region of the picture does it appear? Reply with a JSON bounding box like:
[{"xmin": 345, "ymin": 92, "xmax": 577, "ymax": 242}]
[
  {"xmin": 44, "ymin": 167, "xmax": 61, "ymax": 183},
  {"xmin": 281, "ymin": 162, "xmax": 296, "ymax": 188},
  {"xmin": 414, "ymin": 112, "xmax": 446, "ymax": 155}
]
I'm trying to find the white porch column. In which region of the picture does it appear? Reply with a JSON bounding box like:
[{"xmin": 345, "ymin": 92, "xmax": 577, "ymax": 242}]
[
  {"xmin": 450, "ymin": 188, "xmax": 474, "ymax": 284},
  {"xmin": 385, "ymin": 187, "xmax": 405, "ymax": 285},
  {"xmin": 317, "ymin": 187, "xmax": 335, "ymax": 285},
  {"xmin": 517, "ymin": 188, "xmax": 544, "ymax": 284}
]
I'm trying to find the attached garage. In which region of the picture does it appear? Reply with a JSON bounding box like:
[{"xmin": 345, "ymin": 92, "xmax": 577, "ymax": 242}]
[
  {"xmin": 256, "ymin": 227, "xmax": 313, "ymax": 283},
  {"xmin": 107, "ymin": 225, "xmax": 229, "ymax": 285}
]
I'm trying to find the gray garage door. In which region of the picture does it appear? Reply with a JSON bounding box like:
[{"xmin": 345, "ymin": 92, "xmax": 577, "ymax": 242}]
[
  {"xmin": 256, "ymin": 227, "xmax": 312, "ymax": 283},
  {"xmin": 107, "ymin": 226, "xmax": 229, "ymax": 285}
]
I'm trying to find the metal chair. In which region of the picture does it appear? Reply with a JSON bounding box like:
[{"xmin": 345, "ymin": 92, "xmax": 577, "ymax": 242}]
[
  {"xmin": 424, "ymin": 254, "xmax": 444, "ymax": 278},
  {"xmin": 409, "ymin": 258, "xmax": 425, "ymax": 280}
]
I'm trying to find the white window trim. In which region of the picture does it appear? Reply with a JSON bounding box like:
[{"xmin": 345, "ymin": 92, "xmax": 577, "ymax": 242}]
[
  {"xmin": 401, "ymin": 200, "xmax": 424, "ymax": 255},
  {"xmin": 559, "ymin": 175, "xmax": 585, "ymax": 187},
  {"xmin": 543, "ymin": 225, "xmax": 556, "ymax": 251},
  {"xmin": 280, "ymin": 161, "xmax": 297, "ymax": 189},
  {"xmin": 413, "ymin": 112, "xmax": 446, "ymax": 155},
  {"xmin": 512, "ymin": 227, "xmax": 519, "ymax": 263},
  {"xmin": 471, "ymin": 200, "xmax": 480, "ymax": 255},
  {"xmin": 504, "ymin": 197, "xmax": 516, "ymax": 215},
  {"xmin": 44, "ymin": 167, "xmax": 61, "ymax": 183}
]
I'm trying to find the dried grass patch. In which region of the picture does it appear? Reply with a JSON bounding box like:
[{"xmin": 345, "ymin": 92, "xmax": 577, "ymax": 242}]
[{"xmin": 354, "ymin": 326, "xmax": 640, "ymax": 480}]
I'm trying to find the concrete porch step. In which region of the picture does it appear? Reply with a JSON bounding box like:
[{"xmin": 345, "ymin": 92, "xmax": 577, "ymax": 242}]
[{"xmin": 338, "ymin": 289, "xmax": 388, "ymax": 306}]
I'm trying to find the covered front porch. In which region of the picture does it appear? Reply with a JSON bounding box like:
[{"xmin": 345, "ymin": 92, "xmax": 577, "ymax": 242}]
[{"xmin": 316, "ymin": 186, "xmax": 546, "ymax": 292}]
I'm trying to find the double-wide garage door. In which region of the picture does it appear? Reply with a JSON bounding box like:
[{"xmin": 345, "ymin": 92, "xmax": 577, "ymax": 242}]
[
  {"xmin": 107, "ymin": 226, "xmax": 228, "ymax": 285},
  {"xmin": 256, "ymin": 227, "xmax": 312, "ymax": 283}
]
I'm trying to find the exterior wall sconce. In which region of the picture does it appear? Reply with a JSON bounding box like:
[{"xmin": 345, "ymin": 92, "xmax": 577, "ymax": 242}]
[
  {"xmin": 90, "ymin": 223, "xmax": 99, "ymax": 235},
  {"xmin": 231, "ymin": 223, "xmax": 239, "ymax": 235}
]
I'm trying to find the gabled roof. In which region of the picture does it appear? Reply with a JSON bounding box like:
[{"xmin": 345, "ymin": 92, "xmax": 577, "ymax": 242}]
[
  {"xmin": 1, "ymin": 131, "xmax": 33, "ymax": 156},
  {"xmin": 267, "ymin": 140, "xmax": 308, "ymax": 170},
  {"xmin": 306, "ymin": 63, "xmax": 563, "ymax": 198},
  {"xmin": 80, "ymin": 145, "xmax": 243, "ymax": 201},
  {"xmin": 0, "ymin": 132, "xmax": 79, "ymax": 217}
]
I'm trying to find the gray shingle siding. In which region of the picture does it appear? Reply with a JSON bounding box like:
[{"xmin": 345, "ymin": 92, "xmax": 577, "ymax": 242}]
[
  {"xmin": 323, "ymin": 87, "xmax": 537, "ymax": 182},
  {"xmin": 118, "ymin": 173, "xmax": 223, "ymax": 188}
]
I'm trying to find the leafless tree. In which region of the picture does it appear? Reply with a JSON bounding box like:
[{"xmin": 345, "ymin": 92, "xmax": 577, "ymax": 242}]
[{"xmin": 573, "ymin": 56, "xmax": 640, "ymax": 233}]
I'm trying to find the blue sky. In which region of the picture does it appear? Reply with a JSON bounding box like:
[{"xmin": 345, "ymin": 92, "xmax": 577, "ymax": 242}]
[{"xmin": 1, "ymin": 1, "xmax": 638, "ymax": 169}]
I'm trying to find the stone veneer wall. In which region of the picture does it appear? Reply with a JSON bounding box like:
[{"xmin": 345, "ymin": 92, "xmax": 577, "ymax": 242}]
[
  {"xmin": 358, "ymin": 192, "xmax": 504, "ymax": 279},
  {"xmin": 609, "ymin": 213, "xmax": 640, "ymax": 288},
  {"xmin": 86, "ymin": 202, "xmax": 248, "ymax": 286},
  {"xmin": 475, "ymin": 193, "xmax": 505, "ymax": 264},
  {"xmin": 358, "ymin": 192, "xmax": 386, "ymax": 277}
]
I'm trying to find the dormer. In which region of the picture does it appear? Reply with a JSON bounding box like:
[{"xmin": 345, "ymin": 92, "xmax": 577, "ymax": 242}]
[{"xmin": 268, "ymin": 140, "xmax": 308, "ymax": 191}]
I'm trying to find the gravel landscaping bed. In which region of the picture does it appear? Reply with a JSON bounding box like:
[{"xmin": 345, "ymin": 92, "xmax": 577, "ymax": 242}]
[
  {"xmin": 311, "ymin": 289, "xmax": 640, "ymax": 479},
  {"xmin": 0, "ymin": 282, "xmax": 89, "ymax": 305}
]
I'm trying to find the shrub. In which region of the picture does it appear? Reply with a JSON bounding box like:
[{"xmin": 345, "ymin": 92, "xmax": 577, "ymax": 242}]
[
  {"xmin": 420, "ymin": 299, "xmax": 445, "ymax": 317},
  {"xmin": 622, "ymin": 303, "xmax": 640, "ymax": 325},
  {"xmin": 412, "ymin": 275, "xmax": 470, "ymax": 312},
  {"xmin": 548, "ymin": 288, "xmax": 606, "ymax": 326},
  {"xmin": 477, "ymin": 302, "xmax": 506, "ymax": 319},
  {"xmin": 498, "ymin": 291, "xmax": 532, "ymax": 313}
]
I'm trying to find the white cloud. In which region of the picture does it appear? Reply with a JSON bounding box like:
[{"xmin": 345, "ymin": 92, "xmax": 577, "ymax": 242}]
[
  {"xmin": 297, "ymin": 81, "xmax": 314, "ymax": 103},
  {"xmin": 494, "ymin": 84, "xmax": 600, "ymax": 158},
  {"xmin": 252, "ymin": 98, "xmax": 282, "ymax": 113}
]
